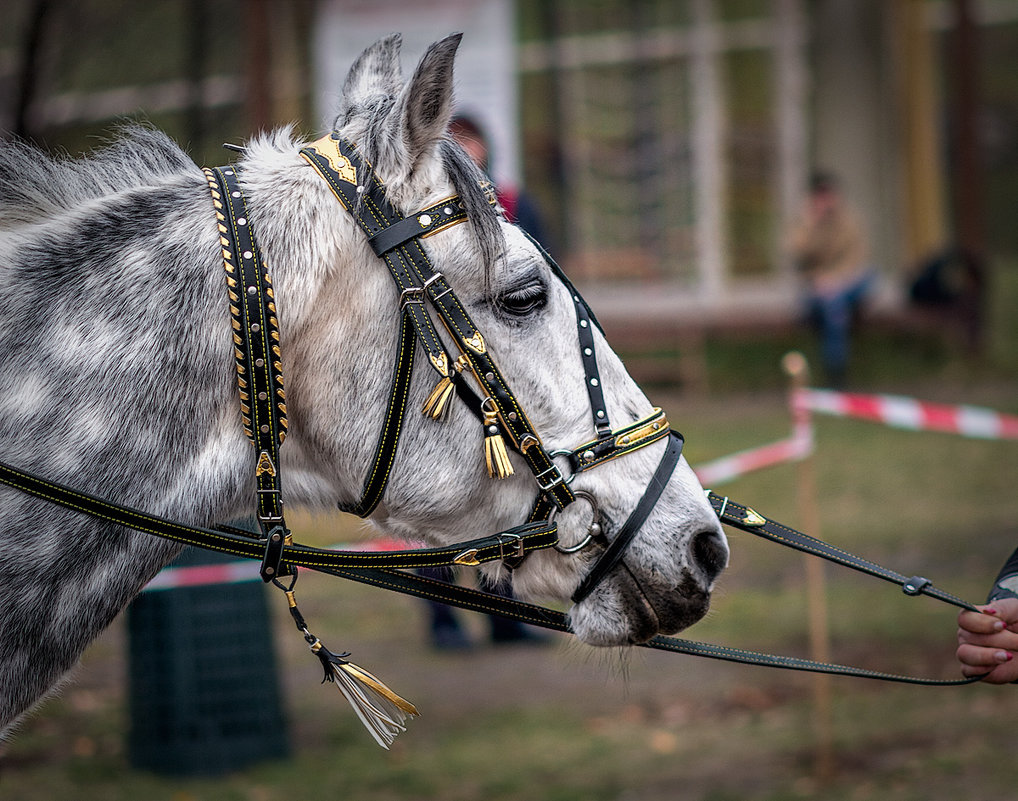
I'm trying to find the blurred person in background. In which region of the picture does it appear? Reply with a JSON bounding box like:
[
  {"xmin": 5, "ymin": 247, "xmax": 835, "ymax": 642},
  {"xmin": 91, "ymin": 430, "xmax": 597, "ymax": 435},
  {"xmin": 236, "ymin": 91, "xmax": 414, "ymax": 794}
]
[
  {"xmin": 419, "ymin": 113, "xmax": 550, "ymax": 649},
  {"xmin": 787, "ymin": 171, "xmax": 873, "ymax": 387},
  {"xmin": 448, "ymin": 113, "xmax": 548, "ymax": 246}
]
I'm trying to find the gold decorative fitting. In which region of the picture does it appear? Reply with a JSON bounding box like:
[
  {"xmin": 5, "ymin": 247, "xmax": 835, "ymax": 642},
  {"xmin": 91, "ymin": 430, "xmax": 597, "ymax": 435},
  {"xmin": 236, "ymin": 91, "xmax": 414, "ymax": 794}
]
[
  {"xmin": 519, "ymin": 434, "xmax": 541, "ymax": 453},
  {"xmin": 741, "ymin": 507, "xmax": 766, "ymax": 527},
  {"xmin": 463, "ymin": 331, "xmax": 486, "ymax": 354},
  {"xmin": 256, "ymin": 451, "xmax": 276, "ymax": 477},
  {"xmin": 453, "ymin": 548, "xmax": 480, "ymax": 566},
  {"xmin": 308, "ymin": 134, "xmax": 358, "ymax": 185},
  {"xmin": 614, "ymin": 408, "xmax": 669, "ymax": 450},
  {"xmin": 429, "ymin": 351, "xmax": 449, "ymax": 377}
]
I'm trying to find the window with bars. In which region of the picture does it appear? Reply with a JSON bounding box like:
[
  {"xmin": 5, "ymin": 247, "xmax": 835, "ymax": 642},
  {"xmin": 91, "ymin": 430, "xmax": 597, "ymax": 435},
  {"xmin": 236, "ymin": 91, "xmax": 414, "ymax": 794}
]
[{"xmin": 517, "ymin": 0, "xmax": 805, "ymax": 298}]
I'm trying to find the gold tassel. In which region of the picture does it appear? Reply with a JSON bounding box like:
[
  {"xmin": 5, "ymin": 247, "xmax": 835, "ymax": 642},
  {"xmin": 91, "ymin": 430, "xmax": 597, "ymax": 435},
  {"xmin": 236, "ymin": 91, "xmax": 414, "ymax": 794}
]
[
  {"xmin": 483, "ymin": 409, "xmax": 514, "ymax": 479},
  {"xmin": 310, "ymin": 640, "xmax": 419, "ymax": 749},
  {"xmin": 422, "ymin": 354, "xmax": 470, "ymax": 421},
  {"xmin": 422, "ymin": 375, "xmax": 455, "ymax": 420}
]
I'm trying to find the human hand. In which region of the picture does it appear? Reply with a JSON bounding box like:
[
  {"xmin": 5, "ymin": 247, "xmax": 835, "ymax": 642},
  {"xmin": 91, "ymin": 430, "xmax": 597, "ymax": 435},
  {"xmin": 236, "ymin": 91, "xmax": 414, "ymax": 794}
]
[{"xmin": 957, "ymin": 598, "xmax": 1018, "ymax": 683}]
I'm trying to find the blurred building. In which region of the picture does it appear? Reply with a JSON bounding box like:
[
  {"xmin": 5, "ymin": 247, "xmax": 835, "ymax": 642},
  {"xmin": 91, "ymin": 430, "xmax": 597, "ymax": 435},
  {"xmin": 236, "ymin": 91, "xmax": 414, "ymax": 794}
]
[{"xmin": 4, "ymin": 0, "xmax": 1018, "ymax": 328}]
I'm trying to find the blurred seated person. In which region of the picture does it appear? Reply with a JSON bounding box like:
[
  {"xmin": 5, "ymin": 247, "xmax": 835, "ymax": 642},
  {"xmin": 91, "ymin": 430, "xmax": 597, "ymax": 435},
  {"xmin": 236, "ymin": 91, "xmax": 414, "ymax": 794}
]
[{"xmin": 787, "ymin": 171, "xmax": 873, "ymax": 387}]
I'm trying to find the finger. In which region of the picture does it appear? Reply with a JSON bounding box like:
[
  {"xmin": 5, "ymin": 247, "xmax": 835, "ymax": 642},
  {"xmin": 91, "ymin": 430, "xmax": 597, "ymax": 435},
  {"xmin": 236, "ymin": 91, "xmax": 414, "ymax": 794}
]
[
  {"xmin": 962, "ymin": 659, "xmax": 1018, "ymax": 684},
  {"xmin": 957, "ymin": 628, "xmax": 1018, "ymax": 650},
  {"xmin": 958, "ymin": 608, "xmax": 1007, "ymax": 635},
  {"xmin": 957, "ymin": 642, "xmax": 1014, "ymax": 669}
]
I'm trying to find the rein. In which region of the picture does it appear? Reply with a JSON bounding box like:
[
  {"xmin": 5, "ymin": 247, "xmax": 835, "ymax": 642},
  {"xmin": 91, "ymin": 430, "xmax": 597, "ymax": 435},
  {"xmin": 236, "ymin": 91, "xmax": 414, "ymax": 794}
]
[{"xmin": 0, "ymin": 134, "xmax": 982, "ymax": 746}]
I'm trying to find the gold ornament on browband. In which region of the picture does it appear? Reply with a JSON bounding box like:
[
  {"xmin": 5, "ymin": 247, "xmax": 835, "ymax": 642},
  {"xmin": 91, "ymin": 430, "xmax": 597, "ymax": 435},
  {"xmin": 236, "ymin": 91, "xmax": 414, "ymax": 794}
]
[
  {"xmin": 422, "ymin": 354, "xmax": 469, "ymax": 421},
  {"xmin": 483, "ymin": 404, "xmax": 514, "ymax": 479},
  {"xmin": 307, "ymin": 134, "xmax": 358, "ymax": 186}
]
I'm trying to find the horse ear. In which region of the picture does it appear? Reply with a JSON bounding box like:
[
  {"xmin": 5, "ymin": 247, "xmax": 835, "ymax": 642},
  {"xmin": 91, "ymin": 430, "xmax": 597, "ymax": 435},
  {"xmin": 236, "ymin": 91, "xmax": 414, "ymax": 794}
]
[
  {"xmin": 336, "ymin": 33, "xmax": 404, "ymax": 123},
  {"xmin": 393, "ymin": 33, "xmax": 462, "ymax": 166}
]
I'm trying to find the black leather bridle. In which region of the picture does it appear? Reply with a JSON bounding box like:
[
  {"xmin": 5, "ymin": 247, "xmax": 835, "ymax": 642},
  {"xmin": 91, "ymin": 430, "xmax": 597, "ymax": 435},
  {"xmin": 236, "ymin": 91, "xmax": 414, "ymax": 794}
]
[{"xmin": 295, "ymin": 132, "xmax": 679, "ymax": 599}]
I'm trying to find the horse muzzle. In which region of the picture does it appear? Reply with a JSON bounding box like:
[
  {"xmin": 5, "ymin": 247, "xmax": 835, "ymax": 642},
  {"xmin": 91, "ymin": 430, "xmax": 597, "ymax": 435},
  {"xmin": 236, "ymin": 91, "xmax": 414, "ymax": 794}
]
[{"xmin": 569, "ymin": 521, "xmax": 728, "ymax": 645}]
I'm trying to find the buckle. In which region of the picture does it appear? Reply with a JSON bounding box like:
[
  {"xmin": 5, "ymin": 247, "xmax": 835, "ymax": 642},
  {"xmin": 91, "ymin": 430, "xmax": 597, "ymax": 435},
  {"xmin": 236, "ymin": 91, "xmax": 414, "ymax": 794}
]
[
  {"xmin": 535, "ymin": 465, "xmax": 565, "ymax": 492},
  {"xmin": 497, "ymin": 532, "xmax": 524, "ymax": 561},
  {"xmin": 256, "ymin": 489, "xmax": 284, "ymax": 524},
  {"xmin": 399, "ymin": 285, "xmax": 425, "ymax": 309},
  {"xmin": 399, "ymin": 273, "xmax": 445, "ymax": 310}
]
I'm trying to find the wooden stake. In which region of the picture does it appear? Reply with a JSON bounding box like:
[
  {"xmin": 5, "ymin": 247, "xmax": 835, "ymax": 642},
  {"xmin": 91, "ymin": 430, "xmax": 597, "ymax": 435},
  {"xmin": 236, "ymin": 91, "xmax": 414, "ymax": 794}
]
[{"xmin": 782, "ymin": 351, "xmax": 836, "ymax": 782}]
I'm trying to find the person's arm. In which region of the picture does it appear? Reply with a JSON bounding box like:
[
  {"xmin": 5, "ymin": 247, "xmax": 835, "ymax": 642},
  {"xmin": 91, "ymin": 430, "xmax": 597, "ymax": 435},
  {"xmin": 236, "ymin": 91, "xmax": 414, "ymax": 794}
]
[{"xmin": 957, "ymin": 547, "xmax": 1018, "ymax": 682}]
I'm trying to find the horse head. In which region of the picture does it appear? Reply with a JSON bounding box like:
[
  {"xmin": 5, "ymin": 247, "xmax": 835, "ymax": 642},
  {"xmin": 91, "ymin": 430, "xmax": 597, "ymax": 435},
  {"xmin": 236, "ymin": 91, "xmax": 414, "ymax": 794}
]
[{"xmin": 257, "ymin": 33, "xmax": 728, "ymax": 646}]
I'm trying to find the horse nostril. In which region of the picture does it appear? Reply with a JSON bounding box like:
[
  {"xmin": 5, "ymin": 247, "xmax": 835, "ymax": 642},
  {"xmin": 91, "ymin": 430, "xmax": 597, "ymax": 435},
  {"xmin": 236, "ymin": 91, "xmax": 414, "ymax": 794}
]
[{"xmin": 690, "ymin": 528, "xmax": 728, "ymax": 584}]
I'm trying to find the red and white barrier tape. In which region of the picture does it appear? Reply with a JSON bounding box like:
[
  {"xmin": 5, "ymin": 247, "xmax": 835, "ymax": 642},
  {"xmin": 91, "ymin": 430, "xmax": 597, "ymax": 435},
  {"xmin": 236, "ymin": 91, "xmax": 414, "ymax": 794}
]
[
  {"xmin": 694, "ymin": 429, "xmax": 812, "ymax": 487},
  {"xmin": 796, "ymin": 388, "xmax": 1018, "ymax": 440},
  {"xmin": 144, "ymin": 560, "xmax": 260, "ymax": 591}
]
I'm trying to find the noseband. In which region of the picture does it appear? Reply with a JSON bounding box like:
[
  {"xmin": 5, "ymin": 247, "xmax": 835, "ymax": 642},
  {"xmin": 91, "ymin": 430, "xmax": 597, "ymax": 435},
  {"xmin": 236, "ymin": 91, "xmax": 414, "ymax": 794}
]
[{"xmin": 298, "ymin": 133, "xmax": 679, "ymax": 599}]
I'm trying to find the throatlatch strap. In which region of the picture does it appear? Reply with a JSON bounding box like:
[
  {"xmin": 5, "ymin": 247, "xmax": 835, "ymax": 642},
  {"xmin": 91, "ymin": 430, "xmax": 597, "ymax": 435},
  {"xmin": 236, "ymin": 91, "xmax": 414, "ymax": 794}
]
[{"xmin": 339, "ymin": 311, "xmax": 417, "ymax": 517}]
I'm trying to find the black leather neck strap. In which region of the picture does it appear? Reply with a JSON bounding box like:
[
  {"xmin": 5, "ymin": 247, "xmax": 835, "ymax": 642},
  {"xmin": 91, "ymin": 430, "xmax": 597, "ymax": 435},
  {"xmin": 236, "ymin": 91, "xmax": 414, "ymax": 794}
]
[{"xmin": 205, "ymin": 166, "xmax": 290, "ymax": 580}]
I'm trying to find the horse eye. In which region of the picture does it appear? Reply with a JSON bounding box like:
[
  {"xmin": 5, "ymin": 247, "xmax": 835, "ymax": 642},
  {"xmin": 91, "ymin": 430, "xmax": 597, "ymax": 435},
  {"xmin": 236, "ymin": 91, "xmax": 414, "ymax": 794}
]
[{"xmin": 499, "ymin": 281, "xmax": 548, "ymax": 317}]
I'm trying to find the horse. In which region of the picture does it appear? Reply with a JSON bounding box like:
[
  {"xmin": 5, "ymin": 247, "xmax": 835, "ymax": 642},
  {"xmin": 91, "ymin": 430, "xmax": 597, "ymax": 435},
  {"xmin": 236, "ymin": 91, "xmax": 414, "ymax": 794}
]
[{"xmin": 0, "ymin": 33, "xmax": 728, "ymax": 738}]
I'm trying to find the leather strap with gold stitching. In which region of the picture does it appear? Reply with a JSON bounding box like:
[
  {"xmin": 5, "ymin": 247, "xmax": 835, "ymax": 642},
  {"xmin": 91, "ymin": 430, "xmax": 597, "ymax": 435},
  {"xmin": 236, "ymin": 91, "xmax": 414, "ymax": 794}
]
[{"xmin": 205, "ymin": 165, "xmax": 290, "ymax": 580}]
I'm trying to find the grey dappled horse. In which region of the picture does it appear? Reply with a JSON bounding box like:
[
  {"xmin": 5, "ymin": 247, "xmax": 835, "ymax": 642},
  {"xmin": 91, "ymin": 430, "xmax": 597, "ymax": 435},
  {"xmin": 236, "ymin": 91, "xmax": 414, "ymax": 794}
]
[{"xmin": 0, "ymin": 34, "xmax": 727, "ymax": 736}]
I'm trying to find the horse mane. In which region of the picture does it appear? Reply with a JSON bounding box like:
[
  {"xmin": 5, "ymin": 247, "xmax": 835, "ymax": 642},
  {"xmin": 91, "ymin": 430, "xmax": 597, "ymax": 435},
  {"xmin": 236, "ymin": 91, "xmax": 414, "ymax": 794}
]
[{"xmin": 0, "ymin": 124, "xmax": 197, "ymax": 228}]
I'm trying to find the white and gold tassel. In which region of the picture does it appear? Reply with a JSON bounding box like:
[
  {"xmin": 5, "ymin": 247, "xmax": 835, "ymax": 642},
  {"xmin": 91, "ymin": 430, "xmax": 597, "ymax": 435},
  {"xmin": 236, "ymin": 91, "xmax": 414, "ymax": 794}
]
[
  {"xmin": 310, "ymin": 640, "xmax": 419, "ymax": 749},
  {"xmin": 483, "ymin": 408, "xmax": 514, "ymax": 479},
  {"xmin": 422, "ymin": 374, "xmax": 455, "ymax": 420},
  {"xmin": 422, "ymin": 354, "xmax": 469, "ymax": 421},
  {"xmin": 283, "ymin": 587, "xmax": 418, "ymax": 749}
]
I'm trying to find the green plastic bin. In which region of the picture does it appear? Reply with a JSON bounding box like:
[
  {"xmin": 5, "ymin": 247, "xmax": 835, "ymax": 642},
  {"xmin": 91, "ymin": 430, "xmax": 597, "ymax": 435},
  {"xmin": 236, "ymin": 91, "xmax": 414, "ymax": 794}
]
[{"xmin": 127, "ymin": 546, "xmax": 289, "ymax": 775}]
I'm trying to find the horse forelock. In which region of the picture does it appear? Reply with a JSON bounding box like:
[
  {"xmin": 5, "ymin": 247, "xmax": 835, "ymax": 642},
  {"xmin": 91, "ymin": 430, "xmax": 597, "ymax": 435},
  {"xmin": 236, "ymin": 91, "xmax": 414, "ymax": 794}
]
[{"xmin": 438, "ymin": 138, "xmax": 504, "ymax": 284}]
